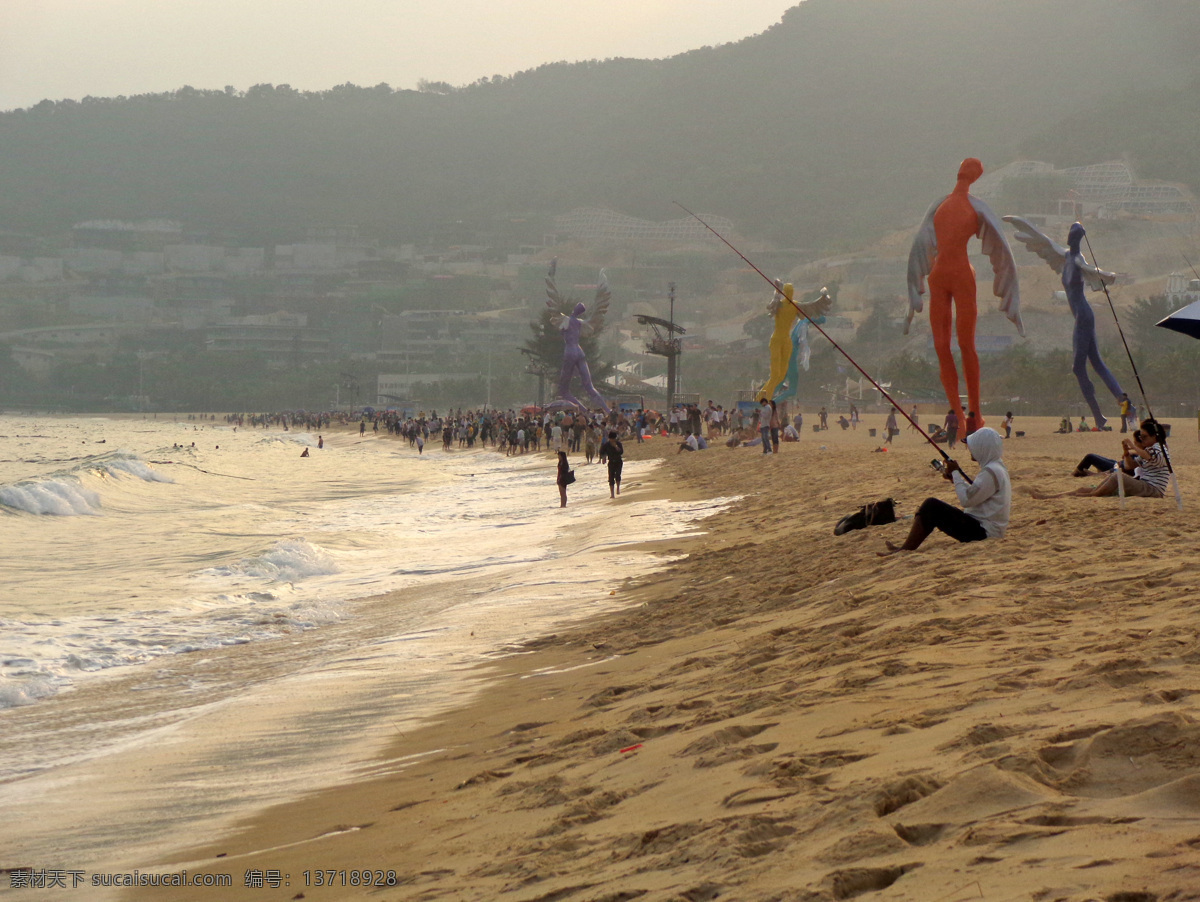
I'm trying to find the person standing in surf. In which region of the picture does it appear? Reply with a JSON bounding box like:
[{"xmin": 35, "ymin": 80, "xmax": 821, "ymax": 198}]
[
  {"xmin": 599, "ymin": 430, "xmax": 624, "ymax": 498},
  {"xmin": 556, "ymin": 450, "xmax": 571, "ymax": 507}
]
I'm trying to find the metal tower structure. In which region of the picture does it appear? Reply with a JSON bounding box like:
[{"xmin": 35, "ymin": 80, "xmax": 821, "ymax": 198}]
[{"xmin": 636, "ymin": 282, "xmax": 686, "ymax": 409}]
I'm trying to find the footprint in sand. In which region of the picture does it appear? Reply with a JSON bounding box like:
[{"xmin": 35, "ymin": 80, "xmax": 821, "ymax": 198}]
[
  {"xmin": 892, "ymin": 822, "xmax": 947, "ymax": 846},
  {"xmin": 823, "ymin": 863, "xmax": 922, "ymax": 900},
  {"xmin": 678, "ymin": 722, "xmax": 778, "ymax": 758},
  {"xmin": 873, "ymin": 775, "xmax": 944, "ymax": 817}
]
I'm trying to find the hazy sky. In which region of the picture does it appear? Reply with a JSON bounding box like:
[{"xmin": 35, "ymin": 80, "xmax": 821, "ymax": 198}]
[{"xmin": 0, "ymin": 1, "xmax": 795, "ymax": 112}]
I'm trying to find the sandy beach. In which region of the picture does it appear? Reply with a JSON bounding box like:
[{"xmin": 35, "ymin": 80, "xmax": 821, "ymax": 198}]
[{"xmin": 132, "ymin": 416, "xmax": 1200, "ymax": 902}]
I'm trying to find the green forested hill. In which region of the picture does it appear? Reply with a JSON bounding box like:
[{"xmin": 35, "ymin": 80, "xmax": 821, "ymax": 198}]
[{"xmin": 1, "ymin": 0, "xmax": 1198, "ymax": 251}]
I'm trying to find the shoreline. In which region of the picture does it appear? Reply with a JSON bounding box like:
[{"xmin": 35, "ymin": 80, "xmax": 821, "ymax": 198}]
[
  {"xmin": 134, "ymin": 420, "xmax": 1200, "ymax": 901},
  {"xmin": 2, "ymin": 432, "xmax": 720, "ymax": 900}
]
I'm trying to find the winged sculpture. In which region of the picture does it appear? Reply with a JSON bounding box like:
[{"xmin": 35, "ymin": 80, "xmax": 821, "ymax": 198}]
[
  {"xmin": 1004, "ymin": 216, "xmax": 1122, "ymax": 428},
  {"xmin": 906, "ymin": 157, "xmax": 1022, "ymax": 433},
  {"xmin": 544, "ymin": 261, "xmax": 612, "ymax": 412},
  {"xmin": 759, "ymin": 283, "xmax": 832, "ymax": 401}
]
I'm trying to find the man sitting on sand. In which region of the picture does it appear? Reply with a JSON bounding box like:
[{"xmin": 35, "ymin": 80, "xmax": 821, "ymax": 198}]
[
  {"xmin": 1034, "ymin": 419, "xmax": 1168, "ymax": 500},
  {"xmin": 880, "ymin": 427, "xmax": 1010, "ymax": 555}
]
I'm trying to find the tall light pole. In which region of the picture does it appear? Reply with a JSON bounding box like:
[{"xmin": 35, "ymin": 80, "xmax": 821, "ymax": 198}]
[
  {"xmin": 668, "ymin": 282, "xmax": 679, "ymax": 407},
  {"xmin": 136, "ymin": 350, "xmax": 146, "ymax": 410},
  {"xmin": 486, "ymin": 344, "xmax": 492, "ymax": 410}
]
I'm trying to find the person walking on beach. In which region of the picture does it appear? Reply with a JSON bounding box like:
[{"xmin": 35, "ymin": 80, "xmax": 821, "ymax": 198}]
[
  {"xmin": 885, "ymin": 408, "xmax": 899, "ymax": 444},
  {"xmin": 757, "ymin": 398, "xmax": 772, "ymax": 454},
  {"xmin": 600, "ymin": 430, "xmax": 624, "ymax": 497},
  {"xmin": 944, "ymin": 409, "xmax": 959, "ymax": 449},
  {"xmin": 880, "ymin": 427, "xmax": 1010, "ymax": 555},
  {"xmin": 556, "ymin": 450, "xmax": 572, "ymax": 507},
  {"xmin": 584, "ymin": 425, "xmax": 598, "ymax": 463}
]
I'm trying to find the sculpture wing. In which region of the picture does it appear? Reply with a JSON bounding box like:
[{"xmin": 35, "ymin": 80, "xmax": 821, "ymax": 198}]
[
  {"xmin": 545, "ymin": 275, "xmax": 569, "ymax": 328},
  {"xmin": 1077, "ymin": 258, "xmax": 1117, "ymax": 293},
  {"xmin": 580, "ymin": 269, "xmax": 611, "ymax": 337},
  {"xmin": 973, "ymin": 198, "xmax": 1023, "ymax": 336},
  {"xmin": 1002, "ymin": 215, "xmax": 1114, "ymax": 291},
  {"xmin": 799, "ymin": 288, "xmax": 832, "ymax": 320},
  {"xmin": 795, "ymin": 320, "xmax": 812, "ymax": 372},
  {"xmin": 767, "ymin": 279, "xmax": 784, "ymax": 317},
  {"xmin": 905, "ymin": 197, "xmax": 944, "ymax": 334},
  {"xmin": 1002, "ymin": 215, "xmax": 1067, "ymax": 276}
]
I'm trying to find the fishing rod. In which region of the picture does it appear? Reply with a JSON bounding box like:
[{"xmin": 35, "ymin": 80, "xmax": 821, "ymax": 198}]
[
  {"xmin": 1171, "ymin": 223, "xmax": 1200, "ymax": 281},
  {"xmin": 1180, "ymin": 249, "xmax": 1200, "ymax": 281},
  {"xmin": 674, "ymin": 201, "xmax": 969, "ymax": 477},
  {"xmin": 1083, "ymin": 233, "xmax": 1182, "ymax": 509}
]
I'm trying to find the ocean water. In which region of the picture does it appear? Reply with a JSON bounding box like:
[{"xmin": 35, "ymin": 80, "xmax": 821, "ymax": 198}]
[{"xmin": 0, "ymin": 414, "xmax": 732, "ymax": 894}]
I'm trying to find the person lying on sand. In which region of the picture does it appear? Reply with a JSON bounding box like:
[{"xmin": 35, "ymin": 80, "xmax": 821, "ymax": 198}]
[
  {"xmin": 879, "ymin": 427, "xmax": 1010, "ymax": 555},
  {"xmin": 1034, "ymin": 419, "xmax": 1168, "ymax": 500}
]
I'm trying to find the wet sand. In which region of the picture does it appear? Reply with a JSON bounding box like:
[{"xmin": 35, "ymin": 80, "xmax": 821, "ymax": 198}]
[{"xmin": 134, "ymin": 416, "xmax": 1200, "ymax": 901}]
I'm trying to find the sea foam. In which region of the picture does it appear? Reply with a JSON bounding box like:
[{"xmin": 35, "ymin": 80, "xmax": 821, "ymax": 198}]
[
  {"xmin": 94, "ymin": 454, "xmax": 175, "ymax": 483},
  {"xmin": 201, "ymin": 538, "xmax": 341, "ymax": 583},
  {"xmin": 0, "ymin": 477, "xmax": 102, "ymax": 515},
  {"xmin": 0, "ymin": 452, "xmax": 171, "ymax": 515}
]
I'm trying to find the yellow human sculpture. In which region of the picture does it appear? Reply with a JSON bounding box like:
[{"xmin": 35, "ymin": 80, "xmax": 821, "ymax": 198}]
[{"xmin": 757, "ymin": 282, "xmax": 832, "ymax": 402}]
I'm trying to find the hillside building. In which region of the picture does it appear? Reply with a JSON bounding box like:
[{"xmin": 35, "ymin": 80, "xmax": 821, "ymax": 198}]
[
  {"xmin": 205, "ymin": 312, "xmax": 329, "ymax": 359},
  {"xmin": 1166, "ymin": 272, "xmax": 1200, "ymax": 306},
  {"xmin": 974, "ymin": 160, "xmax": 1195, "ymax": 219}
]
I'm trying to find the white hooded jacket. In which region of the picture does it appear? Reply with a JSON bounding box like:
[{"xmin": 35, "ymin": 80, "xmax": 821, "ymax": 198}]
[{"xmin": 951, "ymin": 427, "xmax": 1010, "ymax": 538}]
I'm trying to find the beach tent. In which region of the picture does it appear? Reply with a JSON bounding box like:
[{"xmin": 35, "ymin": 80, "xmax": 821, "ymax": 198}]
[{"xmin": 1157, "ymin": 300, "xmax": 1200, "ymax": 340}]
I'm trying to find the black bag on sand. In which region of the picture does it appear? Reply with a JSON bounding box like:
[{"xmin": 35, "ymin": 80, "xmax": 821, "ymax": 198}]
[{"xmin": 834, "ymin": 498, "xmax": 897, "ymax": 536}]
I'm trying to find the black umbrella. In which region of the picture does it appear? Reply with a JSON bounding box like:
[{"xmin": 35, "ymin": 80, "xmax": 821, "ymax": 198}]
[{"xmin": 1156, "ymin": 299, "xmax": 1200, "ymax": 340}]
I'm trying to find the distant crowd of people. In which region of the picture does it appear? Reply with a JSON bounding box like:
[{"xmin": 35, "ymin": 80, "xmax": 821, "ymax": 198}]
[{"xmin": 213, "ymin": 395, "xmax": 1172, "ymax": 542}]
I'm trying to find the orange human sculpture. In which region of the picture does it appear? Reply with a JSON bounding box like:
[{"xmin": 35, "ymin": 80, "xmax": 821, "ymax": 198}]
[
  {"xmin": 757, "ymin": 281, "xmax": 832, "ymax": 402},
  {"xmin": 907, "ymin": 158, "xmax": 1022, "ymax": 433}
]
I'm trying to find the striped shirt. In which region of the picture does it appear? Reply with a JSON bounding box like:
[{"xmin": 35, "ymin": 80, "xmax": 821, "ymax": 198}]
[{"xmin": 1134, "ymin": 443, "xmax": 1170, "ymax": 495}]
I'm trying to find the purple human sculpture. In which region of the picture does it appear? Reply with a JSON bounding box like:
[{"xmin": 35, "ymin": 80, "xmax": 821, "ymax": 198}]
[
  {"xmin": 545, "ymin": 266, "xmax": 611, "ymax": 413},
  {"xmin": 1004, "ymin": 217, "xmax": 1122, "ymax": 428}
]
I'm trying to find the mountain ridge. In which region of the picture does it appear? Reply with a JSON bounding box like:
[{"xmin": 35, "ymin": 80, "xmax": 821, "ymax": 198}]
[{"xmin": 1, "ymin": 0, "xmax": 1197, "ymax": 252}]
